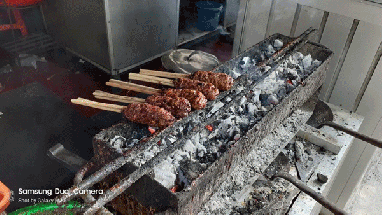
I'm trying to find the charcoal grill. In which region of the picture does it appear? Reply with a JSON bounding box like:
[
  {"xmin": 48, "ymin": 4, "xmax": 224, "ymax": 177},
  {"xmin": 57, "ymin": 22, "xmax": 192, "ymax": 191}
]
[{"xmin": 56, "ymin": 30, "xmax": 333, "ymax": 214}]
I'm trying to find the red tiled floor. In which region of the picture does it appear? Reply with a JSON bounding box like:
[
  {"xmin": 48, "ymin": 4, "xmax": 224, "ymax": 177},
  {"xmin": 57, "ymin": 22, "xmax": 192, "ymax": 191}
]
[{"xmin": 0, "ymin": 34, "xmax": 234, "ymax": 118}]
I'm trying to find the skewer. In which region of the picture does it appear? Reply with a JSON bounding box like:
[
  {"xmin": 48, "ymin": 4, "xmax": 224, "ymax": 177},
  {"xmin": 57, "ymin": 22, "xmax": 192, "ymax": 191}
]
[
  {"xmin": 93, "ymin": 90, "xmax": 145, "ymax": 104},
  {"xmin": 93, "ymin": 90, "xmax": 191, "ymax": 118},
  {"xmin": 71, "ymin": 98, "xmax": 124, "ymax": 113},
  {"xmin": 71, "ymin": 97, "xmax": 175, "ymax": 128},
  {"xmin": 129, "ymin": 73, "xmax": 219, "ymax": 100},
  {"xmin": 106, "ymin": 80, "xmax": 161, "ymax": 95},
  {"xmin": 105, "ymin": 80, "xmax": 207, "ymax": 110},
  {"xmin": 140, "ymin": 69, "xmax": 188, "ymax": 79},
  {"xmin": 129, "ymin": 73, "xmax": 174, "ymax": 87},
  {"xmin": 139, "ymin": 69, "xmax": 234, "ymax": 91}
]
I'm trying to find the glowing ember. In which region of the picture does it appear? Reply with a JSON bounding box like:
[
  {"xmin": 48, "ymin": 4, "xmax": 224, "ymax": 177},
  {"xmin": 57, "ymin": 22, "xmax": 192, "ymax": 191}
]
[
  {"xmin": 205, "ymin": 125, "xmax": 213, "ymax": 132},
  {"xmin": 148, "ymin": 127, "xmax": 156, "ymax": 134}
]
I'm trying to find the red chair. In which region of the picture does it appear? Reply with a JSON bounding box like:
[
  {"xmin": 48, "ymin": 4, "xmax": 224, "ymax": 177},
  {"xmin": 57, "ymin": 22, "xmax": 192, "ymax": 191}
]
[{"xmin": 0, "ymin": 0, "xmax": 44, "ymax": 36}]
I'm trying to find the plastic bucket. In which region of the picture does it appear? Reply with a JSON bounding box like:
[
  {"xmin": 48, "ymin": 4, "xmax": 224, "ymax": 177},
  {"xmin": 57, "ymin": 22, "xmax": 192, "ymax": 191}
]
[{"xmin": 196, "ymin": 1, "xmax": 223, "ymax": 31}]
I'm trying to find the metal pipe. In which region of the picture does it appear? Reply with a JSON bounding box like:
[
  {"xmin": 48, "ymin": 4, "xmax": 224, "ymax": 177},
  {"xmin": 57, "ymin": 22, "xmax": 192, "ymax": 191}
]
[
  {"xmin": 84, "ymin": 167, "xmax": 153, "ymax": 215},
  {"xmin": 83, "ymin": 142, "xmax": 178, "ymax": 214},
  {"xmin": 265, "ymin": 0, "xmax": 277, "ymax": 39},
  {"xmin": 324, "ymin": 19, "xmax": 359, "ymax": 102},
  {"xmin": 272, "ymin": 172, "xmax": 349, "ymax": 215},
  {"xmin": 290, "ymin": 4, "xmax": 302, "ymax": 37},
  {"xmin": 319, "ymin": 121, "xmax": 382, "ymax": 149},
  {"xmin": 352, "ymin": 40, "xmax": 382, "ymax": 112},
  {"xmin": 316, "ymin": 11, "xmax": 329, "ymax": 43},
  {"xmin": 258, "ymin": 27, "xmax": 316, "ymax": 67},
  {"xmin": 55, "ymin": 156, "xmax": 129, "ymax": 205}
]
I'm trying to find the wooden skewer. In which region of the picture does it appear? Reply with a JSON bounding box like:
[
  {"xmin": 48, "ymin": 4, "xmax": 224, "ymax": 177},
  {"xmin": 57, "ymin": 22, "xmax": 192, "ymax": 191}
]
[
  {"xmin": 71, "ymin": 97, "xmax": 125, "ymax": 113},
  {"xmin": 93, "ymin": 90, "xmax": 145, "ymax": 104},
  {"xmin": 140, "ymin": 69, "xmax": 189, "ymax": 79},
  {"xmin": 106, "ymin": 80, "xmax": 161, "ymax": 95},
  {"xmin": 129, "ymin": 73, "xmax": 175, "ymax": 87}
]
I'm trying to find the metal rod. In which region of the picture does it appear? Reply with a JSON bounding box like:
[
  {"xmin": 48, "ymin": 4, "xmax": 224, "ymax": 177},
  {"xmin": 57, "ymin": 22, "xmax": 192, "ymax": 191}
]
[
  {"xmin": 265, "ymin": 0, "xmax": 277, "ymax": 39},
  {"xmin": 316, "ymin": 11, "xmax": 329, "ymax": 43},
  {"xmin": 272, "ymin": 172, "xmax": 349, "ymax": 215},
  {"xmin": 324, "ymin": 19, "xmax": 359, "ymax": 102},
  {"xmin": 290, "ymin": 4, "xmax": 302, "ymax": 37},
  {"xmin": 319, "ymin": 121, "xmax": 382, "ymax": 149},
  {"xmin": 352, "ymin": 40, "xmax": 382, "ymax": 112},
  {"xmin": 73, "ymin": 160, "xmax": 113, "ymax": 214},
  {"xmin": 83, "ymin": 139, "xmax": 179, "ymax": 214},
  {"xmin": 55, "ymin": 156, "xmax": 129, "ymax": 205},
  {"xmin": 258, "ymin": 27, "xmax": 316, "ymax": 67}
]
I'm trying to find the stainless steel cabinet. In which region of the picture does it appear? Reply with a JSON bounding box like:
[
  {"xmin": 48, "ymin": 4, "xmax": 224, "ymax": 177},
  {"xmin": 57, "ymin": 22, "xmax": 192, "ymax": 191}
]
[{"xmin": 43, "ymin": 0, "xmax": 179, "ymax": 75}]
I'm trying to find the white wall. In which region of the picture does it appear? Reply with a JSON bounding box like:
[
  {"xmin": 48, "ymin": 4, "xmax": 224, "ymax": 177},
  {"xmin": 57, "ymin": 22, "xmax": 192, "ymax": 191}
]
[{"xmin": 233, "ymin": 0, "xmax": 382, "ymax": 213}]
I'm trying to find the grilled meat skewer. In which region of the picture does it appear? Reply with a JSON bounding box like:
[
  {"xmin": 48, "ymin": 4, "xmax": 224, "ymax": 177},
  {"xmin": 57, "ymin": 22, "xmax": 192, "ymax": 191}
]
[
  {"xmin": 129, "ymin": 73, "xmax": 219, "ymax": 100},
  {"xmin": 93, "ymin": 90, "xmax": 191, "ymax": 118},
  {"xmin": 71, "ymin": 98, "xmax": 175, "ymax": 128},
  {"xmin": 106, "ymin": 80, "xmax": 208, "ymax": 110},
  {"xmin": 140, "ymin": 69, "xmax": 234, "ymax": 91}
]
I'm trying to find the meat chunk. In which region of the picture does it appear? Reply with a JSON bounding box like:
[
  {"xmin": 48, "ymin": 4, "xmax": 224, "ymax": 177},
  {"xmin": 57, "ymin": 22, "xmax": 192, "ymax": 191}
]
[
  {"xmin": 123, "ymin": 103, "xmax": 175, "ymax": 128},
  {"xmin": 174, "ymin": 78, "xmax": 219, "ymax": 100},
  {"xmin": 192, "ymin": 71, "xmax": 234, "ymax": 91},
  {"xmin": 145, "ymin": 95, "xmax": 191, "ymax": 118},
  {"xmin": 163, "ymin": 89, "xmax": 207, "ymax": 110}
]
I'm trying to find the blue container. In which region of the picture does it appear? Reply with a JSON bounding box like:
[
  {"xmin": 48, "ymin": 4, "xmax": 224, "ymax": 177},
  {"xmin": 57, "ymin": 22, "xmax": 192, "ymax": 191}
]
[{"xmin": 196, "ymin": 1, "xmax": 223, "ymax": 31}]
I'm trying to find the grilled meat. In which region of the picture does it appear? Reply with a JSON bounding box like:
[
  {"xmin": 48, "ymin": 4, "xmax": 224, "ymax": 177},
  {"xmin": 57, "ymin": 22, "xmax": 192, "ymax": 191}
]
[
  {"xmin": 123, "ymin": 103, "xmax": 175, "ymax": 128},
  {"xmin": 192, "ymin": 71, "xmax": 234, "ymax": 91},
  {"xmin": 174, "ymin": 78, "xmax": 219, "ymax": 100},
  {"xmin": 163, "ymin": 89, "xmax": 207, "ymax": 110},
  {"xmin": 145, "ymin": 95, "xmax": 191, "ymax": 118}
]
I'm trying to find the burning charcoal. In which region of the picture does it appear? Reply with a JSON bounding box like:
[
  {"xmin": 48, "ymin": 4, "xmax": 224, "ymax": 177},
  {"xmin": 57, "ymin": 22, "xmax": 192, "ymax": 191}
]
[
  {"xmin": 179, "ymin": 160, "xmax": 205, "ymax": 181},
  {"xmin": 268, "ymin": 94, "xmax": 279, "ymax": 105},
  {"xmin": 225, "ymin": 96, "xmax": 232, "ymax": 102},
  {"xmin": 317, "ymin": 173, "xmax": 328, "ymax": 183},
  {"xmin": 293, "ymin": 52, "xmax": 304, "ymax": 62},
  {"xmin": 302, "ymin": 54, "xmax": 312, "ymax": 69},
  {"xmin": 274, "ymin": 39, "xmax": 283, "ymax": 49},
  {"xmin": 266, "ymin": 44, "xmax": 276, "ymax": 56},
  {"xmin": 259, "ymin": 94, "xmax": 269, "ymax": 106},
  {"xmin": 210, "ymin": 102, "xmax": 224, "ymax": 114},
  {"xmin": 247, "ymin": 103, "xmax": 257, "ymax": 116},
  {"xmin": 176, "ymin": 167, "xmax": 189, "ymax": 190},
  {"xmin": 312, "ymin": 59, "xmax": 322, "ymax": 68},
  {"xmin": 240, "ymin": 97, "xmax": 247, "ymax": 105},
  {"xmin": 239, "ymin": 56, "xmax": 251, "ymax": 70},
  {"xmin": 154, "ymin": 159, "xmax": 176, "ymax": 189},
  {"xmin": 286, "ymin": 68, "xmax": 298, "ymax": 80},
  {"xmin": 231, "ymin": 68, "xmax": 242, "ymax": 79}
]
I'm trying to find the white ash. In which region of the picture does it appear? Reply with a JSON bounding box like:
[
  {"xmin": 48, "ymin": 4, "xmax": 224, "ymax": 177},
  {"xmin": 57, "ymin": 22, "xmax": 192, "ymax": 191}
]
[
  {"xmin": 199, "ymin": 108, "xmax": 312, "ymax": 215},
  {"xmin": 302, "ymin": 54, "xmax": 312, "ymax": 70},
  {"xmin": 154, "ymin": 158, "xmax": 177, "ymax": 189},
  {"xmin": 266, "ymin": 44, "xmax": 276, "ymax": 56},
  {"xmin": 274, "ymin": 39, "xmax": 283, "ymax": 49}
]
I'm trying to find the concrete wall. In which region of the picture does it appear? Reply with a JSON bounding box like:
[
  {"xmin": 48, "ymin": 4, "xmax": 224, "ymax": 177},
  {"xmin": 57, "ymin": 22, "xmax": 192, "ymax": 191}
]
[{"xmin": 233, "ymin": 0, "xmax": 382, "ymax": 213}]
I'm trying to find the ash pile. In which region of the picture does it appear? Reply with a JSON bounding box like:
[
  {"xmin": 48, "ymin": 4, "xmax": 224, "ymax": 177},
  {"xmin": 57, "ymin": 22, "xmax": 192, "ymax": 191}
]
[{"xmin": 84, "ymin": 32, "xmax": 332, "ymax": 214}]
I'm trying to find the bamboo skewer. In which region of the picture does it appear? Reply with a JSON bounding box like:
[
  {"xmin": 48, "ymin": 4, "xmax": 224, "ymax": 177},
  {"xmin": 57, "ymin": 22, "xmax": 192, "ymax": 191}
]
[
  {"xmin": 140, "ymin": 69, "xmax": 189, "ymax": 79},
  {"xmin": 93, "ymin": 90, "xmax": 145, "ymax": 104},
  {"xmin": 106, "ymin": 80, "xmax": 161, "ymax": 95},
  {"xmin": 129, "ymin": 73, "xmax": 174, "ymax": 87},
  {"xmin": 71, "ymin": 98, "xmax": 125, "ymax": 113}
]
